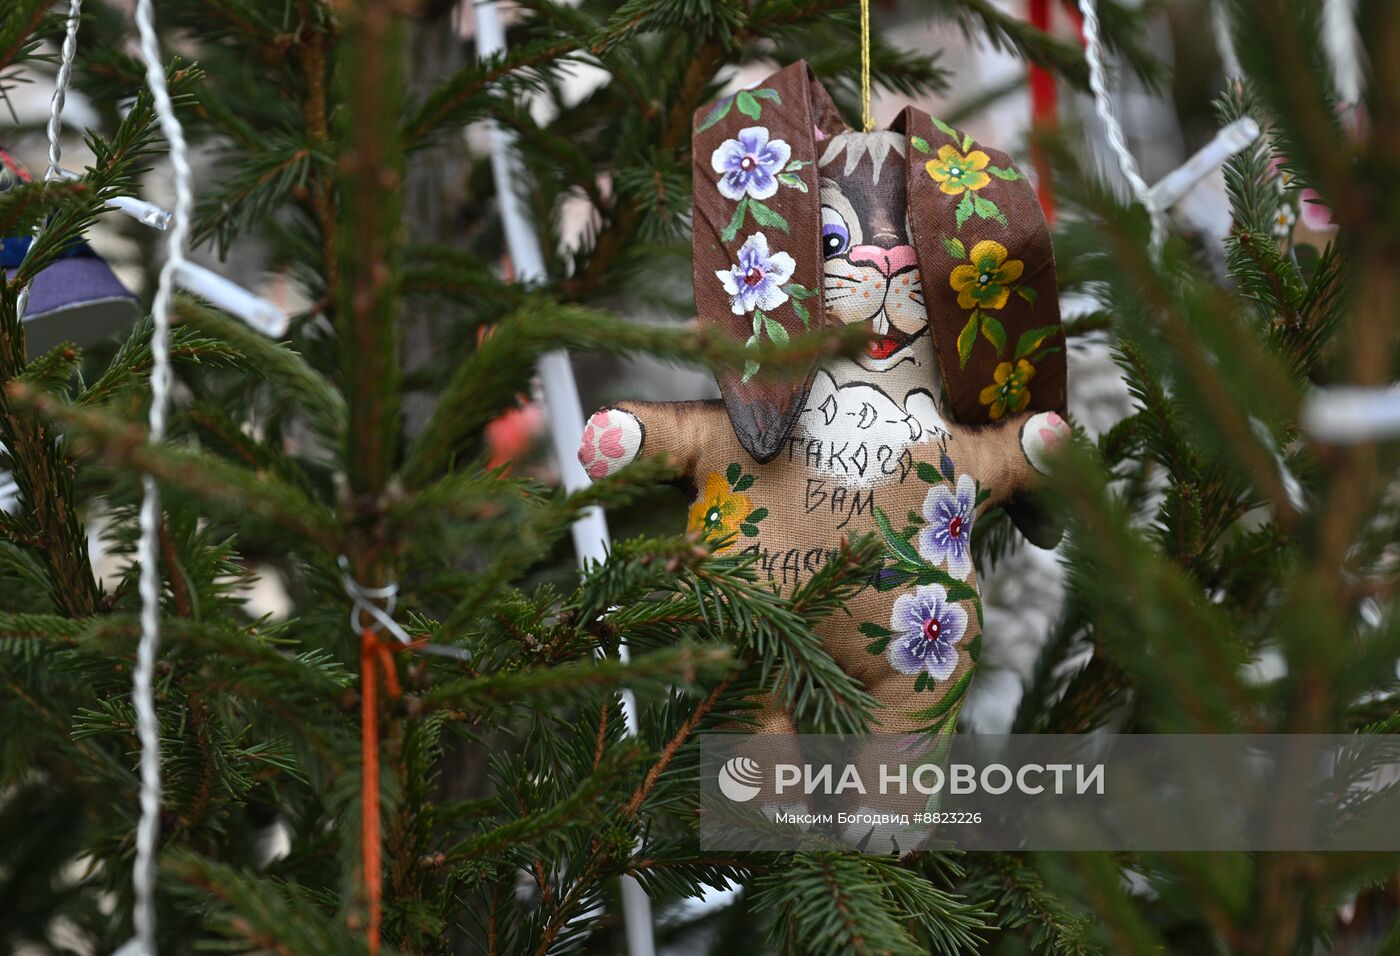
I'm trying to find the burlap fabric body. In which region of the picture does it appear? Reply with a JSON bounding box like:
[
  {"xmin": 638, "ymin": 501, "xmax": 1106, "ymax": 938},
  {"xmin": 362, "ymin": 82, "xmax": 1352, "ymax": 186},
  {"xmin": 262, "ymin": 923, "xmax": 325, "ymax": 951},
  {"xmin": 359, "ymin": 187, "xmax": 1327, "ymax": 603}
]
[{"xmin": 579, "ymin": 62, "xmax": 1071, "ymax": 734}]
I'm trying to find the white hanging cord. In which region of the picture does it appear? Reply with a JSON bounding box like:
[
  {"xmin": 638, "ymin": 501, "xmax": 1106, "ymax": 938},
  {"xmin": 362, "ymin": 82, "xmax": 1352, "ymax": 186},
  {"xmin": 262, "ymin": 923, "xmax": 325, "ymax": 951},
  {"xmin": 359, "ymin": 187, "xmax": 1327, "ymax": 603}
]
[
  {"xmin": 127, "ymin": 0, "xmax": 195, "ymax": 950},
  {"xmin": 14, "ymin": 0, "xmax": 83, "ymax": 323},
  {"xmin": 1078, "ymin": 0, "xmax": 1167, "ymax": 255},
  {"xmin": 1322, "ymin": 0, "xmax": 1361, "ymax": 106},
  {"xmin": 1210, "ymin": 0, "xmax": 1242, "ymax": 80},
  {"xmin": 472, "ymin": 3, "xmax": 655, "ymax": 953},
  {"xmin": 45, "ymin": 0, "xmax": 82, "ymax": 182}
]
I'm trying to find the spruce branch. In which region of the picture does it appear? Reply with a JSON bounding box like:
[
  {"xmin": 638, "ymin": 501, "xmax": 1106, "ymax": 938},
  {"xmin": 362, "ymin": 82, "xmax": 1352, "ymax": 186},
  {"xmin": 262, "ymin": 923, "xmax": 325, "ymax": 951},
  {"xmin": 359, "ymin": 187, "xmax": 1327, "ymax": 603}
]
[{"xmin": 11, "ymin": 384, "xmax": 341, "ymax": 550}]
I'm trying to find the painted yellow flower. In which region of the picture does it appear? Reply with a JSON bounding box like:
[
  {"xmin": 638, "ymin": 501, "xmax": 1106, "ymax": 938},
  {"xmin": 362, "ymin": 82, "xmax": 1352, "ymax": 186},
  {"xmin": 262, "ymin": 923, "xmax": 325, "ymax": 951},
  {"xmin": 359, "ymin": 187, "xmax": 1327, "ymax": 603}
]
[
  {"xmin": 949, "ymin": 240, "xmax": 1024, "ymax": 311},
  {"xmin": 687, "ymin": 471, "xmax": 754, "ymax": 547},
  {"xmin": 979, "ymin": 359, "xmax": 1036, "ymax": 420},
  {"xmin": 925, "ymin": 144, "xmax": 991, "ymax": 195}
]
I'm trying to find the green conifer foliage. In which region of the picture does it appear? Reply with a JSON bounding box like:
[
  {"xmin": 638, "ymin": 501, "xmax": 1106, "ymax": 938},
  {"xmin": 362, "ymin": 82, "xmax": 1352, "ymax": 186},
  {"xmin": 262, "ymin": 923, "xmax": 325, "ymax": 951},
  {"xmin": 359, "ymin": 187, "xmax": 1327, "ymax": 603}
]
[{"xmin": 0, "ymin": 0, "xmax": 1395, "ymax": 954}]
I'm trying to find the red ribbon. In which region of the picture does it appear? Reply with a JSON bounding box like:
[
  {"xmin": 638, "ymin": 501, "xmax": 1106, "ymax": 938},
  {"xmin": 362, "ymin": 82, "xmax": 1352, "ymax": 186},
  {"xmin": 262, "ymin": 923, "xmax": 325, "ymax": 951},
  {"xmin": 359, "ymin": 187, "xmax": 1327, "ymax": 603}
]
[
  {"xmin": 1028, "ymin": 0, "xmax": 1057, "ymax": 222},
  {"xmin": 360, "ymin": 625, "xmax": 403, "ymax": 955}
]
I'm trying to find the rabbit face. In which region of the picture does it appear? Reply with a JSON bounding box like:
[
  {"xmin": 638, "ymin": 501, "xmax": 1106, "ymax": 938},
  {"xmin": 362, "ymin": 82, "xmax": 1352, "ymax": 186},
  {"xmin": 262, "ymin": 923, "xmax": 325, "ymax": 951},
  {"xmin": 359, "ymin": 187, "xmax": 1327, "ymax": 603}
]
[{"xmin": 819, "ymin": 132, "xmax": 929, "ymax": 374}]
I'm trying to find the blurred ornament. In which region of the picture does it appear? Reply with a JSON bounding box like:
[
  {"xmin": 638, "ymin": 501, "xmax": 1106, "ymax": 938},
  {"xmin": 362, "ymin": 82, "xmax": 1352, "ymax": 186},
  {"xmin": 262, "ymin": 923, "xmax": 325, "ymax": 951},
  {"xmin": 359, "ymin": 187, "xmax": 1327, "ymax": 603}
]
[
  {"xmin": 1, "ymin": 148, "xmax": 140, "ymax": 355},
  {"xmin": 486, "ymin": 400, "xmax": 544, "ymax": 471}
]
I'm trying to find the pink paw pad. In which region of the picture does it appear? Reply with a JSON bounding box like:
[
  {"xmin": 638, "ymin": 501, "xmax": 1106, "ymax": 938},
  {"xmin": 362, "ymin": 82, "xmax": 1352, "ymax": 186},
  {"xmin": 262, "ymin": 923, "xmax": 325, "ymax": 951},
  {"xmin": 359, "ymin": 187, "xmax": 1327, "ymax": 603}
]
[
  {"xmin": 1037, "ymin": 412, "xmax": 1068, "ymax": 449},
  {"xmin": 578, "ymin": 409, "xmax": 643, "ymax": 480},
  {"xmin": 1023, "ymin": 411, "xmax": 1071, "ymax": 475}
]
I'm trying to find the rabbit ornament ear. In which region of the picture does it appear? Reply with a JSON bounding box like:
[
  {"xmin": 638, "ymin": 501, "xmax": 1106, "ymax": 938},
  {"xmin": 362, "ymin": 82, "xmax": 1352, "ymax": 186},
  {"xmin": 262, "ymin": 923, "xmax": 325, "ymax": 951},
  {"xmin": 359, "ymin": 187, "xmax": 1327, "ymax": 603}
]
[
  {"xmin": 894, "ymin": 106, "xmax": 1066, "ymax": 425},
  {"xmin": 690, "ymin": 61, "xmax": 843, "ymax": 463},
  {"xmin": 691, "ymin": 62, "xmax": 1067, "ymax": 465}
]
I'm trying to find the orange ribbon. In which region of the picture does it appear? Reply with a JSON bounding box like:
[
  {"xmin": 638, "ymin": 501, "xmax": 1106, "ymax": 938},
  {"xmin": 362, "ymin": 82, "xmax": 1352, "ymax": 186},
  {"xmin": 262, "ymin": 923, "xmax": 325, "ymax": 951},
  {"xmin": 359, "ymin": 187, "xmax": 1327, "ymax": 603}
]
[{"xmin": 359, "ymin": 625, "xmax": 402, "ymax": 955}]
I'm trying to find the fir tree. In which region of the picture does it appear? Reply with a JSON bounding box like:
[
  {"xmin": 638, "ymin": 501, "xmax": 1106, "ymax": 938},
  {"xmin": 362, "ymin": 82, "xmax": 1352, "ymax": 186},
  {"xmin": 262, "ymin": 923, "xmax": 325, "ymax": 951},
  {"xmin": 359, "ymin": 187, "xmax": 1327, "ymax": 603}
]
[{"xmin": 0, "ymin": 0, "xmax": 1396, "ymax": 955}]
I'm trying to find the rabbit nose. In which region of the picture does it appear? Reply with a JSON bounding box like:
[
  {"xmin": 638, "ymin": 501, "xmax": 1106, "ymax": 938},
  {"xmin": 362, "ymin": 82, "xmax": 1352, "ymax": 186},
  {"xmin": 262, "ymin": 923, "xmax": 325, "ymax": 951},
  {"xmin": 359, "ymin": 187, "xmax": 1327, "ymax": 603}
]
[{"xmin": 848, "ymin": 244, "xmax": 917, "ymax": 277}]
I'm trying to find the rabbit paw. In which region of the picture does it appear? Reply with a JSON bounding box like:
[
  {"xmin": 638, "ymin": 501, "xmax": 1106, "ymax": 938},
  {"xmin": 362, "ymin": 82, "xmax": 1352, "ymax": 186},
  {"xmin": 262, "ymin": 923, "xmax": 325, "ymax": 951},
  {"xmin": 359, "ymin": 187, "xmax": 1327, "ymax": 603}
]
[
  {"xmin": 578, "ymin": 408, "xmax": 643, "ymax": 479},
  {"xmin": 1021, "ymin": 411, "xmax": 1070, "ymax": 475}
]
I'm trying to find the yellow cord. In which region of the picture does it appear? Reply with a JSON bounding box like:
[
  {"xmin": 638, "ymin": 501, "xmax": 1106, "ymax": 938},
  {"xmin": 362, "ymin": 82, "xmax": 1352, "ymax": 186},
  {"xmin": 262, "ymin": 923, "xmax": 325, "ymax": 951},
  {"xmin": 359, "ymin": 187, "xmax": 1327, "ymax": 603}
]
[{"xmin": 860, "ymin": 0, "xmax": 874, "ymax": 131}]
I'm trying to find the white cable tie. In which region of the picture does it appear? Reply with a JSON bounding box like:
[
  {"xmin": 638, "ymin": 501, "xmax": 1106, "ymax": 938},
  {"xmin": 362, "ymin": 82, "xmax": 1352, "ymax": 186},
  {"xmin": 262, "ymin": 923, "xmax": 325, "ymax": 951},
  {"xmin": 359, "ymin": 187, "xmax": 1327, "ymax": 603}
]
[
  {"xmin": 336, "ymin": 556, "xmax": 473, "ymax": 662},
  {"xmin": 55, "ymin": 169, "xmax": 173, "ymax": 230},
  {"xmin": 1148, "ymin": 118, "xmax": 1260, "ymax": 211},
  {"xmin": 338, "ymin": 555, "xmax": 411, "ymax": 644},
  {"xmin": 173, "ymin": 261, "xmax": 289, "ymax": 338},
  {"xmin": 1302, "ymin": 386, "xmax": 1400, "ymax": 443}
]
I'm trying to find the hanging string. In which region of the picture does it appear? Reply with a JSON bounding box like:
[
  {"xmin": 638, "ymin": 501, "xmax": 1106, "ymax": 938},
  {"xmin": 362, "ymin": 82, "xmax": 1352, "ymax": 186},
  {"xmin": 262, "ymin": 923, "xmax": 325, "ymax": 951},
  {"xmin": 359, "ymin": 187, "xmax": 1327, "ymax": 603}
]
[
  {"xmin": 128, "ymin": 0, "xmax": 195, "ymax": 950},
  {"xmin": 859, "ymin": 0, "xmax": 874, "ymax": 132},
  {"xmin": 1210, "ymin": 0, "xmax": 1242, "ymax": 80},
  {"xmin": 1322, "ymin": 0, "xmax": 1360, "ymax": 106},
  {"xmin": 1077, "ymin": 0, "xmax": 1166, "ymax": 255},
  {"xmin": 14, "ymin": 0, "xmax": 83, "ymax": 323}
]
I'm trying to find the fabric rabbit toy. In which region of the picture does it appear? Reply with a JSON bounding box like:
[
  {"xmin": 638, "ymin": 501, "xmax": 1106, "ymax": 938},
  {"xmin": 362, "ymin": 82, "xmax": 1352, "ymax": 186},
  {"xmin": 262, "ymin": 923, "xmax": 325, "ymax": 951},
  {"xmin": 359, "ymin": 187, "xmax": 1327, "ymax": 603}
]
[{"xmin": 579, "ymin": 62, "xmax": 1071, "ymax": 735}]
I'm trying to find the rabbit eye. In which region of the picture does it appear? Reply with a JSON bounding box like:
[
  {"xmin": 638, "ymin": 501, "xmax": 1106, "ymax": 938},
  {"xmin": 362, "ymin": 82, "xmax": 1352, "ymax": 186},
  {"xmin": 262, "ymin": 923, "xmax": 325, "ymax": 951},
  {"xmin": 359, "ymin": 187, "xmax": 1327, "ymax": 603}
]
[{"xmin": 821, "ymin": 206, "xmax": 850, "ymax": 259}]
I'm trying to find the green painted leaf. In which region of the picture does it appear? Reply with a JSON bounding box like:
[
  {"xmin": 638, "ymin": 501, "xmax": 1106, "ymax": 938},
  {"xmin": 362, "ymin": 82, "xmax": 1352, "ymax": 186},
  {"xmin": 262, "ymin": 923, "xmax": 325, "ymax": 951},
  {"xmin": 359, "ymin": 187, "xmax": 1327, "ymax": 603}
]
[
  {"xmin": 1014, "ymin": 285, "xmax": 1038, "ymax": 307},
  {"xmin": 763, "ymin": 314, "xmax": 790, "ymax": 346},
  {"xmin": 776, "ymin": 172, "xmax": 807, "ymax": 192},
  {"xmin": 720, "ymin": 197, "xmax": 747, "ymax": 243},
  {"xmin": 957, "ymin": 312, "xmax": 979, "ymax": 368},
  {"xmin": 875, "ymin": 568, "xmax": 914, "ymax": 592},
  {"xmin": 913, "ymin": 670, "xmax": 973, "ymax": 723},
  {"xmin": 907, "ymin": 511, "xmax": 925, "ymax": 525},
  {"xmin": 751, "ymin": 87, "xmax": 781, "ymax": 103},
  {"xmin": 955, "ymin": 192, "xmax": 974, "ymax": 229},
  {"xmin": 1014, "ymin": 324, "xmax": 1061, "ymax": 360},
  {"xmin": 725, "ymin": 462, "xmax": 741, "ymax": 486},
  {"xmin": 972, "ymin": 194, "xmax": 1008, "ymax": 225},
  {"xmin": 910, "ymin": 135, "xmax": 933, "ymax": 154},
  {"xmin": 859, "ymin": 621, "xmax": 892, "ymax": 638},
  {"xmin": 783, "ymin": 158, "xmax": 809, "ymax": 171},
  {"xmin": 741, "ymin": 360, "xmax": 759, "ymax": 382},
  {"xmin": 875, "ymin": 507, "xmax": 924, "ymax": 567},
  {"xmin": 865, "ymin": 637, "xmax": 891, "ymax": 655},
  {"xmin": 912, "ymin": 566, "xmax": 975, "ymax": 600},
  {"xmin": 739, "ymin": 522, "xmax": 760, "ymax": 537},
  {"xmin": 915, "ymin": 461, "xmax": 942, "ymax": 484},
  {"xmin": 784, "ymin": 282, "xmax": 817, "ymax": 298},
  {"xmin": 745, "ymin": 507, "xmax": 768, "ymax": 523},
  {"xmin": 747, "ymin": 200, "xmax": 790, "ymax": 232},
  {"xmin": 697, "ymin": 97, "xmax": 733, "ymax": 132},
  {"xmin": 735, "ymin": 90, "xmax": 761, "ymax": 119},
  {"xmin": 791, "ymin": 299, "xmax": 810, "ymax": 328},
  {"xmin": 981, "ymin": 314, "xmax": 1007, "ymax": 354},
  {"xmin": 914, "ymin": 671, "xmax": 929, "ymax": 693},
  {"xmin": 968, "ymin": 632, "xmax": 982, "ymax": 663},
  {"xmin": 988, "ymin": 165, "xmax": 1022, "ymax": 180},
  {"xmin": 733, "ymin": 473, "xmax": 755, "ymax": 492},
  {"xmin": 942, "ymin": 236, "xmax": 966, "ymax": 259},
  {"xmin": 961, "ymin": 131, "xmax": 974, "ymax": 150},
  {"xmin": 931, "ymin": 116, "xmax": 959, "ymax": 140}
]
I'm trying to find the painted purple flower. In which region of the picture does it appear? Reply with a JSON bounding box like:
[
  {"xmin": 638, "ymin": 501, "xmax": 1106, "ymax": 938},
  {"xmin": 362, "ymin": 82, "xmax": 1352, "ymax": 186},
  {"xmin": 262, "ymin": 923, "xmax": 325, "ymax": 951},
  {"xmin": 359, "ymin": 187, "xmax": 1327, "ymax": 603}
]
[
  {"xmin": 918, "ymin": 474, "xmax": 976, "ymax": 580},
  {"xmin": 711, "ymin": 127, "xmax": 791, "ymax": 201},
  {"xmin": 716, "ymin": 232, "xmax": 795, "ymax": 315},
  {"xmin": 887, "ymin": 584, "xmax": 968, "ymax": 680}
]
